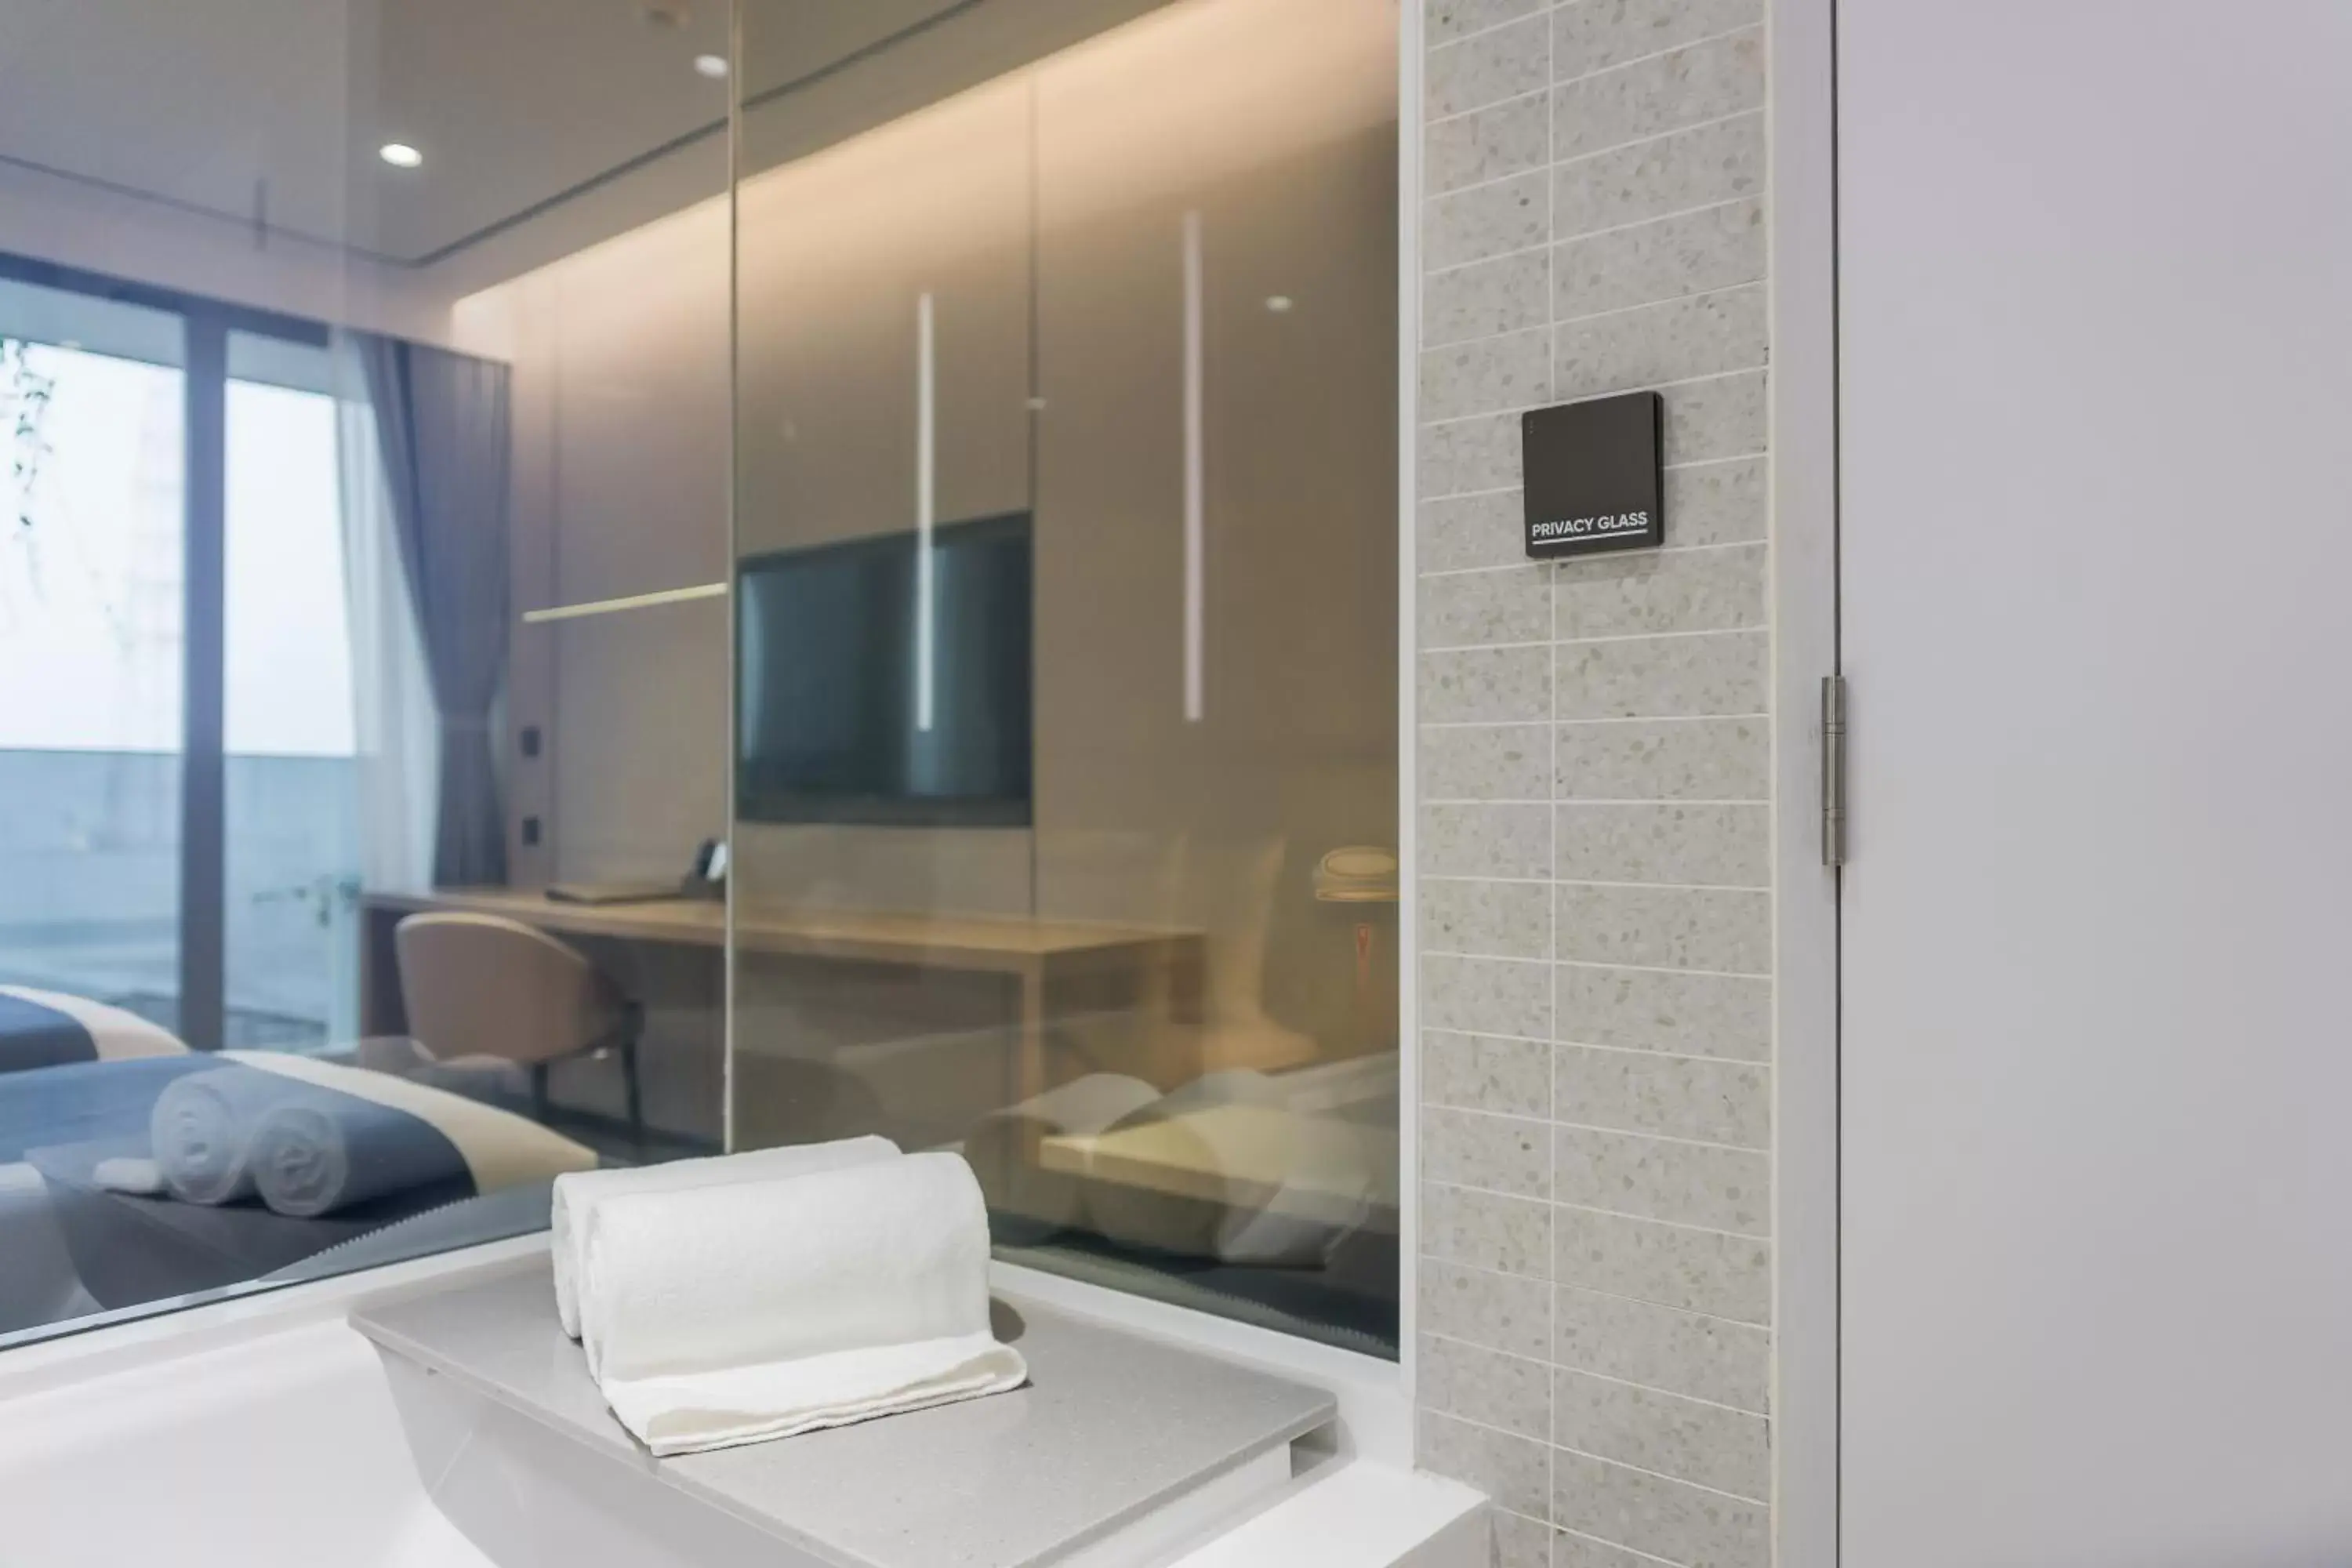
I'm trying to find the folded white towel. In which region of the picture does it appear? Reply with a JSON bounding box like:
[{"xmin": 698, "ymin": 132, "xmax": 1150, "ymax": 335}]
[
  {"xmin": 580, "ymin": 1151, "xmax": 1026, "ymax": 1457},
  {"xmin": 550, "ymin": 1136, "xmax": 898, "ymax": 1341}
]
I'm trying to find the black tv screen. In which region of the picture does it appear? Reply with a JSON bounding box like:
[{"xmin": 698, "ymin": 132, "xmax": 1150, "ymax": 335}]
[{"xmin": 736, "ymin": 514, "xmax": 1032, "ymax": 826}]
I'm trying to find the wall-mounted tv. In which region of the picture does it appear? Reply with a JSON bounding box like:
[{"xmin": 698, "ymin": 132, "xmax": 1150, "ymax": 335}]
[{"xmin": 736, "ymin": 514, "xmax": 1032, "ymax": 827}]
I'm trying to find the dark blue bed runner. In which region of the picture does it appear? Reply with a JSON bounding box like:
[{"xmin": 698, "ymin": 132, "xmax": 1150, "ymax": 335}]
[
  {"xmin": 1, "ymin": 1057, "xmax": 491, "ymax": 1312},
  {"xmin": 0, "ymin": 1056, "xmax": 214, "ymax": 1163},
  {"xmin": 0, "ymin": 992, "xmax": 100, "ymax": 1074}
]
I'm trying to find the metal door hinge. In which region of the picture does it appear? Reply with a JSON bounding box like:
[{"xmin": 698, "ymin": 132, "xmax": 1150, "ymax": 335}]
[{"xmin": 1821, "ymin": 674, "xmax": 1847, "ymax": 868}]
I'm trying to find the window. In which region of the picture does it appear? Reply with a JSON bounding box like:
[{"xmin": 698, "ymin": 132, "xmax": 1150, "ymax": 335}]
[
  {"xmin": 0, "ymin": 304, "xmax": 187, "ymax": 1033},
  {"xmin": 0, "ymin": 266, "xmax": 621, "ymax": 1347}
]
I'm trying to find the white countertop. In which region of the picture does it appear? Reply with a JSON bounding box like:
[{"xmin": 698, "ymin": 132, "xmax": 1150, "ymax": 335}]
[{"xmin": 350, "ymin": 1262, "xmax": 1335, "ymax": 1568}]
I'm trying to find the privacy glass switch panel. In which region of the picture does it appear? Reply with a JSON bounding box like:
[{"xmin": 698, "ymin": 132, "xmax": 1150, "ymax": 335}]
[{"xmin": 1521, "ymin": 390, "xmax": 1664, "ymax": 557}]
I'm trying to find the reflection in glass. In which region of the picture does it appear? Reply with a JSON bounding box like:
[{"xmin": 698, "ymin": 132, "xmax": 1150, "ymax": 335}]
[
  {"xmin": 0, "ymin": 0, "xmax": 1399, "ymax": 1360},
  {"xmin": 0, "ymin": 285, "xmax": 187, "ymax": 1033},
  {"xmin": 0, "ymin": 0, "xmax": 735, "ymax": 1345},
  {"xmin": 226, "ymin": 336, "xmax": 362, "ymax": 1048},
  {"xmin": 731, "ymin": 0, "xmax": 1401, "ymax": 1355}
]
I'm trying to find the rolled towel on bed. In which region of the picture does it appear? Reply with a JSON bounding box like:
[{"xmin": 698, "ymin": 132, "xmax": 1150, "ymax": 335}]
[
  {"xmin": 963, "ymin": 1073, "xmax": 1159, "ymax": 1243},
  {"xmin": 225, "ymin": 1051, "xmax": 595, "ymax": 1212},
  {"xmin": 247, "ymin": 1095, "xmax": 473, "ymax": 1218},
  {"xmin": 151, "ymin": 1068, "xmax": 286, "ymax": 1204},
  {"xmin": 581, "ymin": 1151, "xmax": 1027, "ymax": 1457},
  {"xmin": 550, "ymin": 1135, "xmax": 899, "ymax": 1341},
  {"xmin": 154, "ymin": 1053, "xmax": 593, "ymax": 1215}
]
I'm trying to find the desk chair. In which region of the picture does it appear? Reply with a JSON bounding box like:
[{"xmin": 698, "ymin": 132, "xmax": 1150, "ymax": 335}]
[{"xmin": 393, "ymin": 912, "xmax": 644, "ymax": 1145}]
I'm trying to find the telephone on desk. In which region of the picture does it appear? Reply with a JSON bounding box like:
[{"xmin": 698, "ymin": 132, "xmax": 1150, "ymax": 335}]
[{"xmin": 543, "ymin": 838, "xmax": 728, "ymax": 906}]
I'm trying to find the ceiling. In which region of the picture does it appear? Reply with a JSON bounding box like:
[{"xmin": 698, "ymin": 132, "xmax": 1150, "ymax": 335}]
[{"xmin": 0, "ymin": 0, "xmax": 1044, "ymax": 274}]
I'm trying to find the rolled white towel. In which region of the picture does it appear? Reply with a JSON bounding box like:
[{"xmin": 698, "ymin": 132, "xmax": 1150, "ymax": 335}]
[
  {"xmin": 963, "ymin": 1074, "xmax": 1158, "ymax": 1243},
  {"xmin": 151, "ymin": 1068, "xmax": 281, "ymax": 1204},
  {"xmin": 549, "ymin": 1136, "xmax": 898, "ymax": 1341},
  {"xmin": 580, "ymin": 1151, "xmax": 1026, "ymax": 1456}
]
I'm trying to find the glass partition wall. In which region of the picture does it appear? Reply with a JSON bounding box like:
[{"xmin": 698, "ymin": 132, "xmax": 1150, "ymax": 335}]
[
  {"xmin": 730, "ymin": 0, "xmax": 1400, "ymax": 1354},
  {"xmin": 0, "ymin": 0, "xmax": 1396, "ymax": 1359}
]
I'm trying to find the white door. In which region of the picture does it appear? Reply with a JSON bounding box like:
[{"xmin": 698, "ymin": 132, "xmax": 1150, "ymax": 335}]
[{"xmin": 1838, "ymin": 4, "xmax": 2352, "ymax": 1563}]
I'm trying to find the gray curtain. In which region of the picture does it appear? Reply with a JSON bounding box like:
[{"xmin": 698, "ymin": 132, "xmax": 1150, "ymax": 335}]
[{"xmin": 356, "ymin": 336, "xmax": 512, "ymax": 887}]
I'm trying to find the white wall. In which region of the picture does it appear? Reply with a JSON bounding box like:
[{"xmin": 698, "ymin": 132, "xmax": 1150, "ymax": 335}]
[
  {"xmin": 1839, "ymin": 5, "xmax": 2352, "ymax": 1563},
  {"xmin": 452, "ymin": 189, "xmax": 732, "ymax": 891}
]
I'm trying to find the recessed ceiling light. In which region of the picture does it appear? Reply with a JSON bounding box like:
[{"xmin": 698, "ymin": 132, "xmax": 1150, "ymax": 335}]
[
  {"xmin": 1264, "ymin": 295, "xmax": 1294, "ymax": 313},
  {"xmin": 693, "ymin": 53, "xmax": 728, "ymax": 79},
  {"xmin": 378, "ymin": 143, "xmax": 423, "ymax": 169}
]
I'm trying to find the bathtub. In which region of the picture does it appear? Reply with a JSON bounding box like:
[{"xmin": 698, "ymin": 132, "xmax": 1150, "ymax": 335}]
[{"xmin": 0, "ymin": 1239, "xmax": 1482, "ymax": 1568}]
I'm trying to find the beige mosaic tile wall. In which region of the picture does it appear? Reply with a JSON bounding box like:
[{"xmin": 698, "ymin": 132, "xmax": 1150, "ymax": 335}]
[{"xmin": 1412, "ymin": 2, "xmax": 1773, "ymax": 1563}]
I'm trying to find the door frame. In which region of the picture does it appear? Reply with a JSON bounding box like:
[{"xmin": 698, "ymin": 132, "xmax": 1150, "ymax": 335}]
[
  {"xmin": 0, "ymin": 250, "xmax": 328, "ymax": 1050},
  {"xmin": 1767, "ymin": 0, "xmax": 1842, "ymax": 1560}
]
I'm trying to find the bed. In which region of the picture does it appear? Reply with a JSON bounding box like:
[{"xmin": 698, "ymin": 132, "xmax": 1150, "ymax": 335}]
[
  {"xmin": 0, "ymin": 1047, "xmax": 596, "ymax": 1338},
  {"xmin": 0, "ymin": 985, "xmax": 190, "ymax": 1073}
]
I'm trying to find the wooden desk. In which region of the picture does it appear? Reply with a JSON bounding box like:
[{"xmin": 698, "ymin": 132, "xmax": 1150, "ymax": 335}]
[{"xmin": 360, "ymin": 888, "xmax": 1203, "ymax": 1102}]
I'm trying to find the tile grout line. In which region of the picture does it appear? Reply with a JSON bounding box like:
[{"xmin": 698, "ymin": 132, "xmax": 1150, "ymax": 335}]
[
  {"xmin": 1548, "ymin": 104, "xmax": 1763, "ymax": 176},
  {"xmin": 1422, "ymin": 279, "xmax": 1767, "ymax": 358},
  {"xmin": 1428, "ymin": 1406, "xmax": 1773, "ymax": 1508},
  {"xmin": 1425, "ymin": 1328, "xmax": 1772, "ymax": 1420},
  {"xmin": 1559, "ymin": 1371, "xmax": 1770, "ymax": 1428},
  {"xmin": 1424, "ymin": 625, "xmax": 1766, "ymax": 655},
  {"xmin": 1433, "ymin": 1102, "xmax": 1770, "ymax": 1156},
  {"xmin": 1424, "ymin": 877, "xmax": 1770, "ymax": 898},
  {"xmin": 1427, "ymin": 949, "xmax": 1773, "ymax": 981},
  {"xmin": 1423, "ymin": 194, "xmax": 1761, "ymax": 285},
  {"xmin": 1428, "ymin": 98, "xmax": 1766, "ymax": 234},
  {"xmin": 1421, "ymin": 9, "xmax": 1550, "ymax": 100},
  {"xmin": 1421, "ymin": 711, "xmax": 1772, "ymax": 729},
  {"xmin": 1420, "ymin": 364, "xmax": 1764, "ymax": 432},
  {"xmin": 1554, "ymin": 1523, "xmax": 1692, "ymax": 1568},
  {"xmin": 1420, "ymin": 450, "xmax": 1762, "ymax": 502},
  {"xmin": 1427, "ymin": 1176, "xmax": 1773, "ymax": 1243},
  {"xmin": 1423, "ymin": 2, "xmax": 1547, "ymax": 64},
  {"xmin": 1424, "ymin": 80, "xmax": 1550, "ymax": 143},
  {"xmin": 1425, "ymin": 1029, "xmax": 1771, "ymax": 1069},
  {"xmin": 1427, "ymin": 625, "xmax": 1767, "ymax": 654},
  {"xmin": 1420, "ymin": 537, "xmax": 1766, "ymax": 579},
  {"xmin": 1542, "ymin": 15, "xmax": 1561, "ymax": 1523},
  {"xmin": 1425, "ymin": 17, "xmax": 1765, "ymax": 132},
  {"xmin": 1555, "ymin": 955, "xmax": 1770, "ymax": 979},
  {"xmin": 1422, "ymin": 797, "xmax": 1773, "ymax": 807},
  {"xmin": 1422, "ymin": 1250, "xmax": 1774, "ymax": 1334}
]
